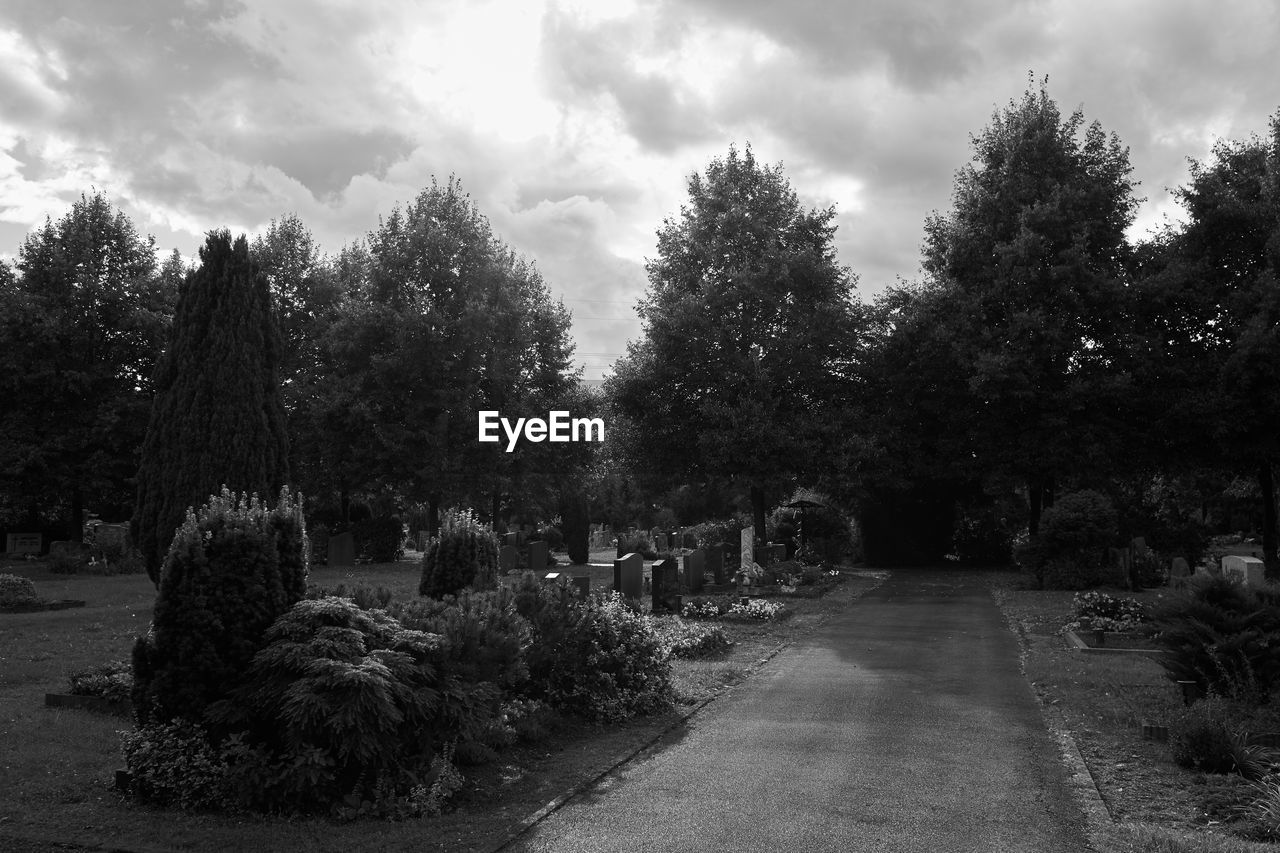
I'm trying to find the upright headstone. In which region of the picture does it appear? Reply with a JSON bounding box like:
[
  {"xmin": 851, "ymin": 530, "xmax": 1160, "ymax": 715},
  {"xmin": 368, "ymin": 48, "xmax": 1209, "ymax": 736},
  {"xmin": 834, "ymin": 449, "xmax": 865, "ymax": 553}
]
[
  {"xmin": 683, "ymin": 548, "xmax": 706, "ymax": 594},
  {"xmin": 504, "ymin": 532, "xmax": 518, "ymax": 548},
  {"xmin": 655, "ymin": 533, "xmax": 669, "ymax": 553},
  {"xmin": 49, "ymin": 540, "xmax": 90, "ymax": 559},
  {"xmin": 761, "ymin": 543, "xmax": 786, "ymax": 566},
  {"xmin": 499, "ymin": 545, "xmax": 519, "ymax": 574},
  {"xmin": 615, "ymin": 552, "xmax": 643, "ymax": 600},
  {"xmin": 1170, "ymin": 556, "xmax": 1191, "ymax": 580},
  {"xmin": 94, "ymin": 524, "xmax": 129, "ymax": 550},
  {"xmin": 328, "ymin": 531, "xmax": 356, "ymax": 567},
  {"xmin": 651, "ymin": 558, "xmax": 681, "ymax": 614},
  {"xmin": 706, "ymin": 544, "xmax": 726, "ymax": 584},
  {"xmin": 6, "ymin": 532, "xmax": 41, "ymax": 555},
  {"xmin": 740, "ymin": 526, "xmax": 755, "ymax": 573},
  {"xmin": 528, "ymin": 540, "xmax": 549, "ymax": 571},
  {"xmin": 1222, "ymin": 555, "xmax": 1266, "ymax": 588}
]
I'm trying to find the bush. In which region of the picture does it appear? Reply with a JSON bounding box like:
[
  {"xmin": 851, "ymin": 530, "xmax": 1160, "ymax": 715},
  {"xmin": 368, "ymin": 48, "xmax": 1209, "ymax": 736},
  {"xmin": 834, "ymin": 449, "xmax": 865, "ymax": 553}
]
[
  {"xmin": 69, "ymin": 661, "xmax": 133, "ymax": 702},
  {"xmin": 1131, "ymin": 548, "xmax": 1168, "ymax": 590},
  {"xmin": 1169, "ymin": 696, "xmax": 1272, "ymax": 778},
  {"xmin": 208, "ymin": 596, "xmax": 489, "ymax": 814},
  {"xmin": 538, "ymin": 525, "xmax": 564, "ymax": 551},
  {"xmin": 354, "ymin": 515, "xmax": 404, "ymax": 564},
  {"xmin": 950, "ymin": 506, "xmax": 1014, "ymax": 566},
  {"xmin": 652, "ymin": 619, "xmax": 732, "ymax": 659},
  {"xmin": 1017, "ymin": 490, "xmax": 1119, "ymax": 589},
  {"xmin": 48, "ymin": 549, "xmax": 90, "ymax": 574},
  {"xmin": 0, "ymin": 573, "xmax": 39, "ymax": 607},
  {"xmin": 121, "ymin": 719, "xmax": 241, "ymax": 811},
  {"xmin": 392, "ymin": 587, "xmax": 530, "ymax": 693},
  {"xmin": 512, "ymin": 575, "xmax": 673, "ymax": 721},
  {"xmin": 1152, "ymin": 575, "xmax": 1280, "ymax": 701},
  {"xmin": 420, "ymin": 508, "xmax": 499, "ymax": 598},
  {"xmin": 130, "ymin": 487, "xmax": 308, "ymax": 726},
  {"xmin": 615, "ymin": 534, "xmax": 657, "ymax": 560},
  {"xmin": 307, "ymin": 582, "xmax": 394, "ymax": 611}
]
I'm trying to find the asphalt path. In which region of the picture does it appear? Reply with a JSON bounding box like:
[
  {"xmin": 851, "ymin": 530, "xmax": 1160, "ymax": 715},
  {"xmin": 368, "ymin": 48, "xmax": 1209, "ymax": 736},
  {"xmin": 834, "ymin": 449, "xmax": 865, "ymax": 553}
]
[{"xmin": 506, "ymin": 569, "xmax": 1091, "ymax": 853}]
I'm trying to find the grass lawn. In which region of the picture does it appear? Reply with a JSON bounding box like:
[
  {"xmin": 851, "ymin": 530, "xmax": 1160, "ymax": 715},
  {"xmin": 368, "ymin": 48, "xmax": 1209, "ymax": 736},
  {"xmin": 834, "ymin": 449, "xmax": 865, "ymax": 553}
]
[
  {"xmin": 989, "ymin": 573, "xmax": 1280, "ymax": 853},
  {"xmin": 0, "ymin": 555, "xmax": 882, "ymax": 852}
]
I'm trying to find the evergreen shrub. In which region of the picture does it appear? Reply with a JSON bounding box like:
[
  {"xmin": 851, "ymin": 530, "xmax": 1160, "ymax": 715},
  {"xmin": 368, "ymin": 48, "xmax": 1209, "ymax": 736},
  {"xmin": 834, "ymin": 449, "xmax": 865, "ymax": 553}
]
[
  {"xmin": 1017, "ymin": 490, "xmax": 1119, "ymax": 589},
  {"xmin": 131, "ymin": 487, "xmax": 308, "ymax": 726},
  {"xmin": 1152, "ymin": 574, "xmax": 1280, "ymax": 701},
  {"xmin": 392, "ymin": 587, "xmax": 530, "ymax": 693},
  {"xmin": 420, "ymin": 508, "xmax": 499, "ymax": 598},
  {"xmin": 0, "ymin": 573, "xmax": 40, "ymax": 607}
]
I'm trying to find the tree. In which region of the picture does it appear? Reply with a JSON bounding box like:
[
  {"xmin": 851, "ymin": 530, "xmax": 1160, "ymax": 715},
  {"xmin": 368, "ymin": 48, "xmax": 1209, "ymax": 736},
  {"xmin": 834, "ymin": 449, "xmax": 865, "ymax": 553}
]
[
  {"xmin": 1134, "ymin": 113, "xmax": 1280, "ymax": 569},
  {"xmin": 608, "ymin": 144, "xmax": 860, "ymax": 539},
  {"xmin": 920, "ymin": 78, "xmax": 1139, "ymax": 534},
  {"xmin": 132, "ymin": 230, "xmax": 290, "ymax": 582},
  {"xmin": 0, "ymin": 192, "xmax": 174, "ymax": 537}
]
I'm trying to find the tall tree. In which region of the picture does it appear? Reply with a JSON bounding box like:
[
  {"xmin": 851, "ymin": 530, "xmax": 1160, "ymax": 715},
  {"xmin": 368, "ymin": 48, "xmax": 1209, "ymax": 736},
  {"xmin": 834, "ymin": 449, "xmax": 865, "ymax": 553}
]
[
  {"xmin": 1134, "ymin": 113, "xmax": 1280, "ymax": 569},
  {"xmin": 0, "ymin": 192, "xmax": 173, "ymax": 536},
  {"xmin": 132, "ymin": 230, "xmax": 290, "ymax": 582},
  {"xmin": 921, "ymin": 78, "xmax": 1139, "ymax": 534},
  {"xmin": 608, "ymin": 144, "xmax": 861, "ymax": 539}
]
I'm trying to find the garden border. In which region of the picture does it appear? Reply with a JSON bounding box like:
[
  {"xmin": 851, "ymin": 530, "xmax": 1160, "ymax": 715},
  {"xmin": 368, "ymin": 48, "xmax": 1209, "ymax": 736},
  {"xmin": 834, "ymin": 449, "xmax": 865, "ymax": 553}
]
[{"xmin": 1064, "ymin": 629, "xmax": 1165, "ymax": 658}]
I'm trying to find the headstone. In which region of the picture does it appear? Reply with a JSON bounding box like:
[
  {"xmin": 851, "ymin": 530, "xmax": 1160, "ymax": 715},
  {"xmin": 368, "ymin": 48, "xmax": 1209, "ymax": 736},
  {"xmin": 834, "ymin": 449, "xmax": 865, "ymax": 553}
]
[
  {"xmin": 1131, "ymin": 537, "xmax": 1149, "ymax": 555},
  {"xmin": 329, "ymin": 531, "xmax": 356, "ymax": 567},
  {"xmin": 94, "ymin": 524, "xmax": 129, "ymax": 550},
  {"xmin": 1171, "ymin": 556, "xmax": 1191, "ymax": 579},
  {"xmin": 6, "ymin": 532, "xmax": 41, "ymax": 555},
  {"xmin": 615, "ymin": 553, "xmax": 643, "ymax": 600},
  {"xmin": 651, "ymin": 558, "xmax": 681, "ymax": 614},
  {"xmin": 528, "ymin": 540, "xmax": 549, "ymax": 570},
  {"xmin": 572, "ymin": 575, "xmax": 590, "ymax": 598},
  {"xmin": 655, "ymin": 533, "xmax": 669, "ymax": 553},
  {"xmin": 48, "ymin": 540, "xmax": 90, "ymax": 559},
  {"xmin": 515, "ymin": 530, "xmax": 526, "ymax": 547},
  {"xmin": 683, "ymin": 549, "xmax": 706, "ymax": 594},
  {"xmin": 740, "ymin": 526, "xmax": 755, "ymax": 572},
  {"xmin": 504, "ymin": 532, "xmax": 518, "ymax": 547},
  {"xmin": 499, "ymin": 545, "xmax": 519, "ymax": 574},
  {"xmin": 706, "ymin": 544, "xmax": 726, "ymax": 584},
  {"xmin": 761, "ymin": 543, "xmax": 786, "ymax": 566},
  {"xmin": 1222, "ymin": 555, "xmax": 1266, "ymax": 588}
]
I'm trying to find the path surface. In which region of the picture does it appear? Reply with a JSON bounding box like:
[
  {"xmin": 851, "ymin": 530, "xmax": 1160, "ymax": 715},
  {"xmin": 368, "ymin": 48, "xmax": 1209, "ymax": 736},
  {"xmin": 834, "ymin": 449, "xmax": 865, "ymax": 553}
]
[{"xmin": 506, "ymin": 569, "xmax": 1091, "ymax": 853}]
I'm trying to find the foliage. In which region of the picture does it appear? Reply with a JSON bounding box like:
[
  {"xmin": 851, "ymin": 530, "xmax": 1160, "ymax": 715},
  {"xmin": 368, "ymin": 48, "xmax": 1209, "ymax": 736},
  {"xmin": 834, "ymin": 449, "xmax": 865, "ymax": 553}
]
[
  {"xmin": 1071, "ymin": 591, "xmax": 1151, "ymax": 632},
  {"xmin": 392, "ymin": 587, "xmax": 531, "ymax": 693},
  {"xmin": 606, "ymin": 143, "xmax": 862, "ymax": 539},
  {"xmin": 131, "ymin": 487, "xmax": 308, "ymax": 726},
  {"xmin": 210, "ymin": 596, "xmax": 490, "ymax": 814},
  {"xmin": 1152, "ymin": 575, "xmax": 1280, "ymax": 701},
  {"xmin": 0, "ymin": 191, "xmax": 174, "ymax": 540},
  {"xmin": 132, "ymin": 230, "xmax": 290, "ymax": 582},
  {"xmin": 949, "ymin": 505, "xmax": 1015, "ymax": 566},
  {"xmin": 651, "ymin": 619, "xmax": 733, "ymax": 659},
  {"xmin": 1018, "ymin": 490, "xmax": 1120, "ymax": 589},
  {"xmin": 1245, "ymin": 777, "xmax": 1280, "ymax": 841},
  {"xmin": 1169, "ymin": 696, "xmax": 1274, "ymax": 778},
  {"xmin": 307, "ymin": 582, "xmax": 394, "ymax": 611},
  {"xmin": 0, "ymin": 573, "xmax": 39, "ymax": 607},
  {"xmin": 354, "ymin": 515, "xmax": 404, "ymax": 563},
  {"xmin": 69, "ymin": 660, "xmax": 132, "ymax": 702},
  {"xmin": 615, "ymin": 534, "xmax": 657, "ymax": 560},
  {"xmin": 420, "ymin": 507, "xmax": 499, "ymax": 598},
  {"xmin": 121, "ymin": 719, "xmax": 241, "ymax": 811},
  {"xmin": 537, "ymin": 525, "xmax": 564, "ymax": 551},
  {"xmin": 680, "ymin": 594, "xmax": 786, "ymax": 621}
]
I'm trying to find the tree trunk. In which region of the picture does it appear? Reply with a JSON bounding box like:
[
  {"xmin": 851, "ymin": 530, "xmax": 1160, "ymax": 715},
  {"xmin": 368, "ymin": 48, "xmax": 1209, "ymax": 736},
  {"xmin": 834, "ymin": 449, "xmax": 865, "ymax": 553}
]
[
  {"xmin": 70, "ymin": 486, "xmax": 84, "ymax": 543},
  {"xmin": 751, "ymin": 485, "xmax": 767, "ymax": 546},
  {"xmin": 427, "ymin": 493, "xmax": 441, "ymax": 537},
  {"xmin": 1260, "ymin": 461, "xmax": 1277, "ymax": 578}
]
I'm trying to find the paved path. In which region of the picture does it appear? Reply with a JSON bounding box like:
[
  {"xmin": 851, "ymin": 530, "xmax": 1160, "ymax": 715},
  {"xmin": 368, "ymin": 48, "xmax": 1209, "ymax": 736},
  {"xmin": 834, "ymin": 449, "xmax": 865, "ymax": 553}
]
[{"xmin": 507, "ymin": 569, "xmax": 1091, "ymax": 853}]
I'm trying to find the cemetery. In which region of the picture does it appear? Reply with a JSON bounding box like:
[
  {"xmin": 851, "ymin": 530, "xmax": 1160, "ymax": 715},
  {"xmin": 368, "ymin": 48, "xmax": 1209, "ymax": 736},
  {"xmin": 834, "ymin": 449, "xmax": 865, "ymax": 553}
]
[{"xmin": 2, "ymin": 68, "xmax": 1280, "ymax": 853}]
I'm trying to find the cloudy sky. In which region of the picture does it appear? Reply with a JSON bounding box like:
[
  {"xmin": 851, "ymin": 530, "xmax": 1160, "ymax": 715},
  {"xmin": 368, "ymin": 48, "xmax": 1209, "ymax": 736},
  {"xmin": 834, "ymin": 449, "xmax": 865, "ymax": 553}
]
[{"xmin": 2, "ymin": 1, "xmax": 1278, "ymax": 379}]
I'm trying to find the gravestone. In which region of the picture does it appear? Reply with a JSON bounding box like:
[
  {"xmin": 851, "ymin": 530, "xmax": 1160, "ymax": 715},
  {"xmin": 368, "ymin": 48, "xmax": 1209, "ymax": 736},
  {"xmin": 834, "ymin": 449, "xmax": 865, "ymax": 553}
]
[
  {"xmin": 528, "ymin": 540, "xmax": 549, "ymax": 571},
  {"xmin": 706, "ymin": 544, "xmax": 726, "ymax": 584},
  {"xmin": 94, "ymin": 524, "xmax": 129, "ymax": 550},
  {"xmin": 503, "ymin": 532, "xmax": 518, "ymax": 548},
  {"xmin": 6, "ymin": 532, "xmax": 41, "ymax": 555},
  {"xmin": 740, "ymin": 527, "xmax": 754, "ymax": 572},
  {"xmin": 328, "ymin": 531, "xmax": 356, "ymax": 567},
  {"xmin": 1222, "ymin": 555, "xmax": 1266, "ymax": 588},
  {"xmin": 499, "ymin": 545, "xmax": 519, "ymax": 574},
  {"xmin": 1170, "ymin": 556, "xmax": 1191, "ymax": 580},
  {"xmin": 655, "ymin": 533, "xmax": 669, "ymax": 553},
  {"xmin": 614, "ymin": 553, "xmax": 643, "ymax": 600},
  {"xmin": 651, "ymin": 558, "xmax": 681, "ymax": 614},
  {"xmin": 572, "ymin": 575, "xmax": 590, "ymax": 598},
  {"xmin": 48, "ymin": 541, "xmax": 90, "ymax": 559},
  {"xmin": 760, "ymin": 543, "xmax": 786, "ymax": 566},
  {"xmin": 683, "ymin": 548, "xmax": 706, "ymax": 594}
]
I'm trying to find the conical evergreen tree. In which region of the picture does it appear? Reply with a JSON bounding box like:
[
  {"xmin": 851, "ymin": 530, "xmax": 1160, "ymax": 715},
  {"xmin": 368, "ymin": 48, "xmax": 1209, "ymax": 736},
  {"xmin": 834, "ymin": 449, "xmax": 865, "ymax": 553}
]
[{"xmin": 132, "ymin": 230, "xmax": 290, "ymax": 583}]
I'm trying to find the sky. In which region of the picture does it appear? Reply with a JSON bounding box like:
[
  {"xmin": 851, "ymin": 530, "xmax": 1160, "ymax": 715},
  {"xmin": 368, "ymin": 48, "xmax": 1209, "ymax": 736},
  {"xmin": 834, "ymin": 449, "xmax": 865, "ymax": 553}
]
[{"xmin": 1, "ymin": 1, "xmax": 1278, "ymax": 380}]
